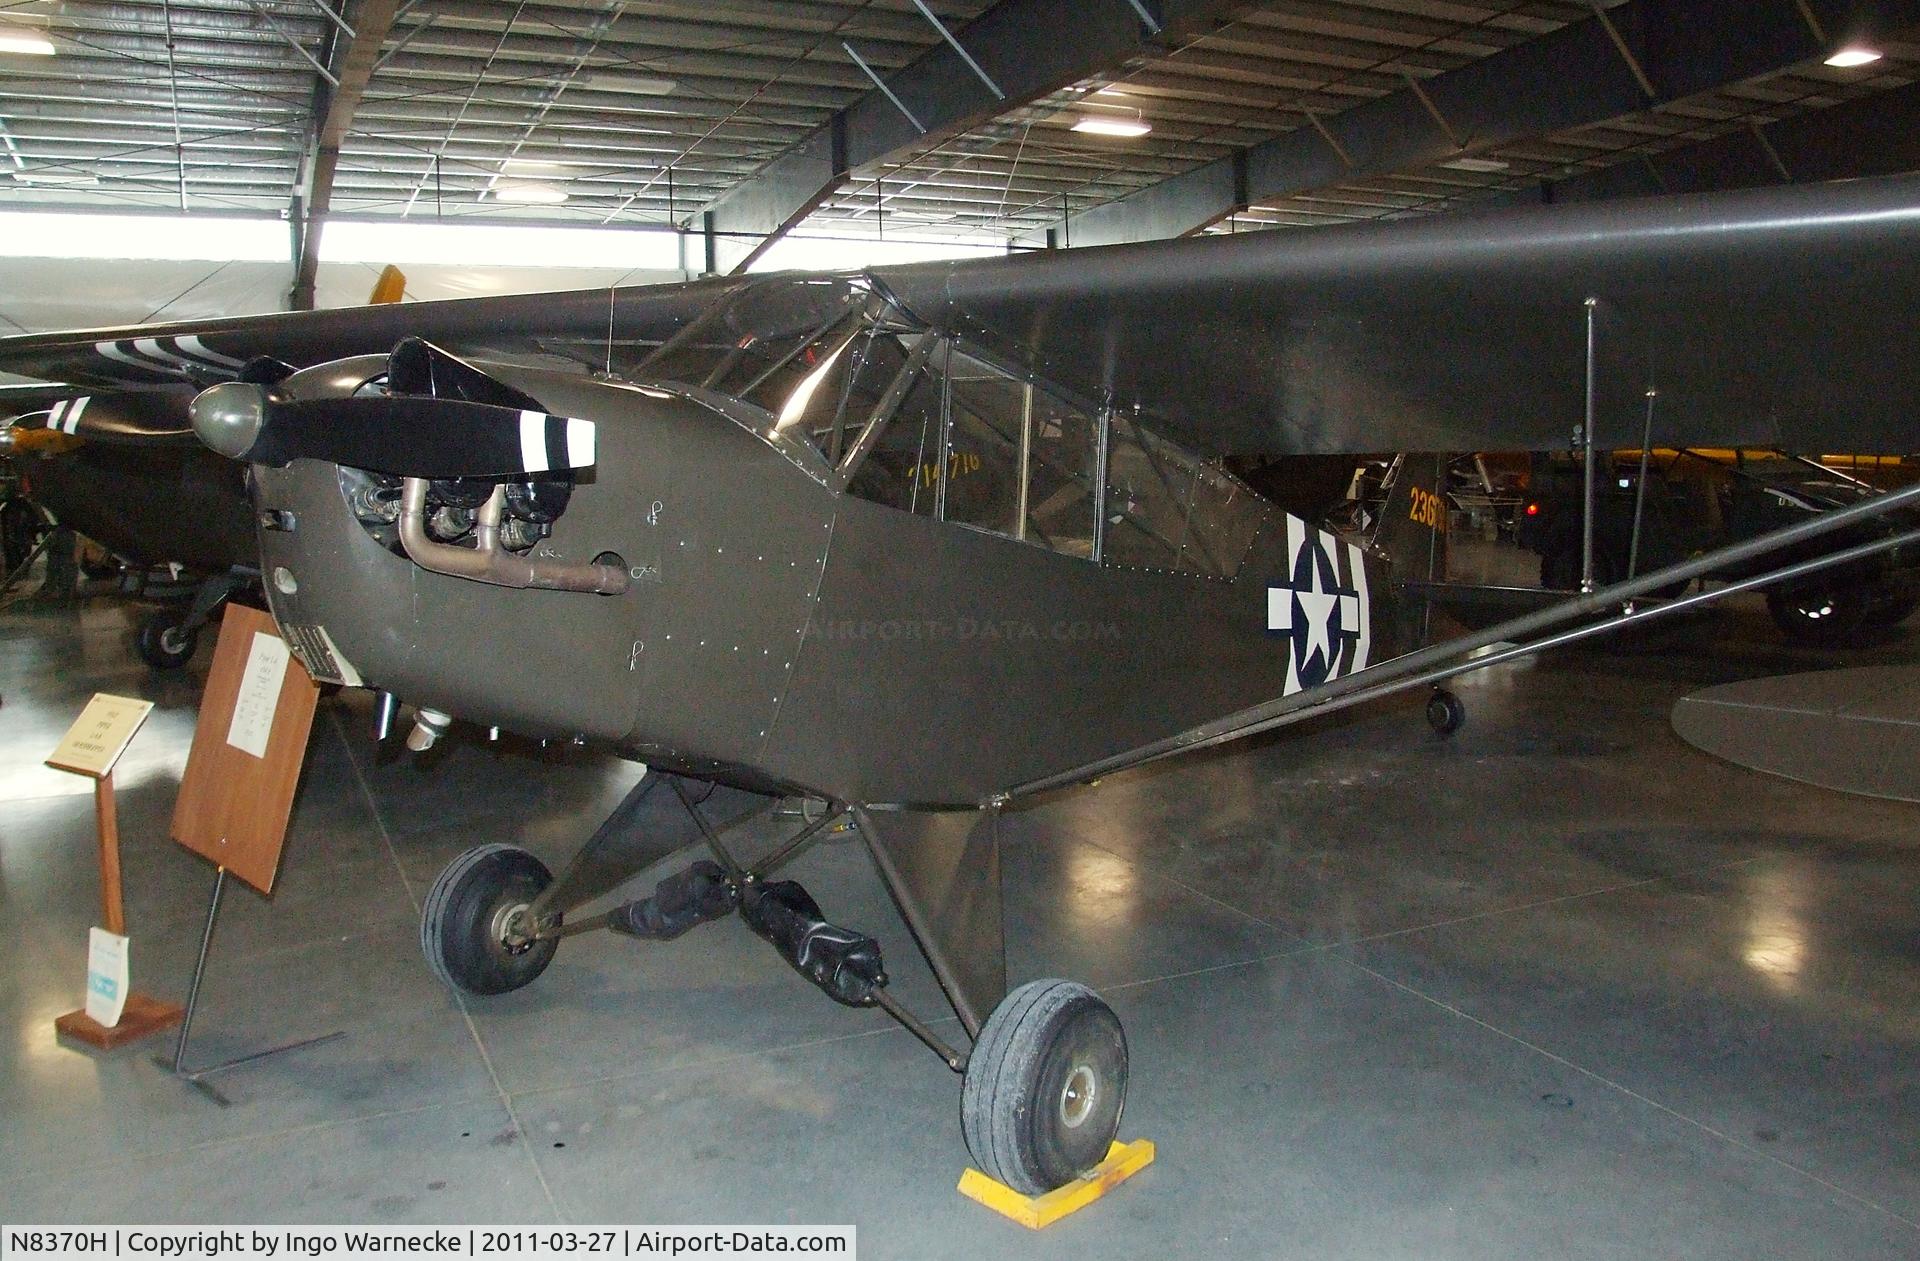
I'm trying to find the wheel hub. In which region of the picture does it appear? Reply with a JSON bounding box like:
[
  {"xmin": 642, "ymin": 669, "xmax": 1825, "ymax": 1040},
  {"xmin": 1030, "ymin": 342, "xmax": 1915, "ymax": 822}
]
[
  {"xmin": 492, "ymin": 900, "xmax": 535, "ymax": 955},
  {"xmin": 1059, "ymin": 1063, "xmax": 1098, "ymax": 1129}
]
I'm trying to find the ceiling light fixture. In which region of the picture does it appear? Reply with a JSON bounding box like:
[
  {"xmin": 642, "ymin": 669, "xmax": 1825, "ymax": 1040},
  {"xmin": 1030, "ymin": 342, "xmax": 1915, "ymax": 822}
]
[
  {"xmin": 11, "ymin": 170, "xmax": 97, "ymax": 186},
  {"xmin": 494, "ymin": 183, "xmax": 569, "ymax": 205},
  {"xmin": 1441, "ymin": 157, "xmax": 1511, "ymax": 173},
  {"xmin": 1825, "ymin": 45, "xmax": 1883, "ymax": 67},
  {"xmin": 1072, "ymin": 113, "xmax": 1151, "ymax": 138},
  {"xmin": 501, "ymin": 159, "xmax": 567, "ymax": 175},
  {"xmin": 583, "ymin": 72, "xmax": 678, "ymax": 96},
  {"xmin": 0, "ymin": 26, "xmax": 56, "ymax": 55}
]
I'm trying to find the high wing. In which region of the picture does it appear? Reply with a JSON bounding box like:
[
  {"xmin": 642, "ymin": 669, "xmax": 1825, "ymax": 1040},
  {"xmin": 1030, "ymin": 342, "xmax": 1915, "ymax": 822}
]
[
  {"xmin": 2, "ymin": 175, "xmax": 1918, "ymax": 455},
  {"xmin": 878, "ymin": 173, "xmax": 1920, "ymax": 456}
]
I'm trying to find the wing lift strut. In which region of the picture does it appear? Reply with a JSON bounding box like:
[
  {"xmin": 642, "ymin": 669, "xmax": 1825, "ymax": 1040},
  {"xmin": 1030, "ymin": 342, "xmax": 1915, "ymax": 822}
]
[{"xmin": 999, "ymin": 476, "xmax": 1920, "ymax": 804}]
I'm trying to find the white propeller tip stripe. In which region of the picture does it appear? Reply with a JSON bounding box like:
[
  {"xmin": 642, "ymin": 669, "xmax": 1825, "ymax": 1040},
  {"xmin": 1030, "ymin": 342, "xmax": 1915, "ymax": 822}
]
[
  {"xmin": 566, "ymin": 417, "xmax": 595, "ymax": 467},
  {"xmin": 518, "ymin": 410, "xmax": 550, "ymax": 473}
]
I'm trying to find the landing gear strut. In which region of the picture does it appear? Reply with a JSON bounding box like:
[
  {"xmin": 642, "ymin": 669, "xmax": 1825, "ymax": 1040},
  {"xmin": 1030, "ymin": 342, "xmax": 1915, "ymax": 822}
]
[
  {"xmin": 132, "ymin": 567, "xmax": 255, "ymax": 670},
  {"xmin": 415, "ymin": 773, "xmax": 1128, "ymax": 1194}
]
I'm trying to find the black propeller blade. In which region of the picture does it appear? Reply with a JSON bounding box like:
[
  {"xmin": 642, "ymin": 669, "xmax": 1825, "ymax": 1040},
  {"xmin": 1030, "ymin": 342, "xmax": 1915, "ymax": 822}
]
[{"xmin": 190, "ymin": 382, "xmax": 597, "ymax": 479}]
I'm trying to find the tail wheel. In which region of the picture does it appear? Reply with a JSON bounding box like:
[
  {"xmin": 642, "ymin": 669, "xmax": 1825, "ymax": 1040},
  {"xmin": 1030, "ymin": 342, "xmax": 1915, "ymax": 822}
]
[
  {"xmin": 135, "ymin": 609, "xmax": 198, "ymax": 670},
  {"xmin": 421, "ymin": 844, "xmax": 558, "ymax": 996},
  {"xmin": 1425, "ymin": 687, "xmax": 1466, "ymax": 736},
  {"xmin": 961, "ymin": 979, "xmax": 1128, "ymax": 1196}
]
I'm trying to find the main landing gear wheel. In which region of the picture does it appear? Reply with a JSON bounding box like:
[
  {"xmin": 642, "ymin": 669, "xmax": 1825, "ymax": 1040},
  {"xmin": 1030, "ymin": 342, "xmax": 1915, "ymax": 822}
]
[
  {"xmin": 135, "ymin": 608, "xmax": 198, "ymax": 670},
  {"xmin": 421, "ymin": 844, "xmax": 558, "ymax": 996},
  {"xmin": 1426, "ymin": 687, "xmax": 1466, "ymax": 736},
  {"xmin": 961, "ymin": 979, "xmax": 1129, "ymax": 1196}
]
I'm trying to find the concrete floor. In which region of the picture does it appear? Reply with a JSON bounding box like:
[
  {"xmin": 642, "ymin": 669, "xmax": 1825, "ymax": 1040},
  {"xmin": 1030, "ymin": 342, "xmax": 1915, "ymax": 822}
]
[{"xmin": 1, "ymin": 588, "xmax": 1917, "ymax": 1259}]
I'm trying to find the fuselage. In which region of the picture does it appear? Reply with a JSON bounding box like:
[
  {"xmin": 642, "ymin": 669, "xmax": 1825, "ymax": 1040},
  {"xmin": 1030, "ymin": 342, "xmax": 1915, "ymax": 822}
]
[{"xmin": 252, "ymin": 335, "xmax": 1401, "ymax": 807}]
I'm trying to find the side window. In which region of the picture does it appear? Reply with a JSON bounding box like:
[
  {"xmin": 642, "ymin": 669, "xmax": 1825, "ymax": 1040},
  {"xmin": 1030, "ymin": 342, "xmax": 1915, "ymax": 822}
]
[
  {"xmin": 1021, "ymin": 394, "xmax": 1100, "ymax": 559},
  {"xmin": 766, "ymin": 326, "xmax": 909, "ymax": 465},
  {"xmin": 845, "ymin": 349, "xmax": 943, "ymax": 518},
  {"xmin": 1101, "ymin": 417, "xmax": 1263, "ymax": 577},
  {"xmin": 944, "ymin": 350, "xmax": 1099, "ymax": 557},
  {"xmin": 843, "ymin": 341, "xmax": 1102, "ymax": 559},
  {"xmin": 1183, "ymin": 462, "xmax": 1267, "ymax": 577},
  {"xmin": 1102, "ymin": 416, "xmax": 1198, "ymax": 572}
]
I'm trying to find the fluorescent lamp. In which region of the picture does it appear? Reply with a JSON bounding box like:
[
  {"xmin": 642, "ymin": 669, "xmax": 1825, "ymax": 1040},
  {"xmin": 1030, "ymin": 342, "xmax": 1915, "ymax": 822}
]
[
  {"xmin": 0, "ymin": 26, "xmax": 55, "ymax": 55},
  {"xmin": 1824, "ymin": 46, "xmax": 1883, "ymax": 67},
  {"xmin": 493, "ymin": 183, "xmax": 569, "ymax": 205},
  {"xmin": 1072, "ymin": 116, "xmax": 1151, "ymax": 138},
  {"xmin": 1442, "ymin": 157, "xmax": 1510, "ymax": 173},
  {"xmin": 11, "ymin": 170, "xmax": 98, "ymax": 186},
  {"xmin": 584, "ymin": 72, "xmax": 677, "ymax": 96},
  {"xmin": 501, "ymin": 159, "xmax": 567, "ymax": 175}
]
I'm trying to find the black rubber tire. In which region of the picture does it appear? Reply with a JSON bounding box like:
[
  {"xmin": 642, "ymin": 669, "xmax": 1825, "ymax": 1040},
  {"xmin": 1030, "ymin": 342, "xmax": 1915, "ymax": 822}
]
[
  {"xmin": 135, "ymin": 609, "xmax": 198, "ymax": 669},
  {"xmin": 420, "ymin": 844, "xmax": 558, "ymax": 996},
  {"xmin": 1766, "ymin": 586, "xmax": 1870, "ymax": 647},
  {"xmin": 961, "ymin": 979, "xmax": 1128, "ymax": 1196},
  {"xmin": 1426, "ymin": 688, "xmax": 1466, "ymax": 736}
]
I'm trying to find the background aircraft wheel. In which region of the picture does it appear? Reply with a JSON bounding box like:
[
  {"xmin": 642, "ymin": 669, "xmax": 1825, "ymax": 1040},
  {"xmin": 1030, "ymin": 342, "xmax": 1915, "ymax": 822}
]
[
  {"xmin": 1766, "ymin": 586, "xmax": 1870, "ymax": 646},
  {"xmin": 960, "ymin": 979, "xmax": 1128, "ymax": 1196},
  {"xmin": 135, "ymin": 609, "xmax": 198, "ymax": 669},
  {"xmin": 420, "ymin": 844, "xmax": 558, "ymax": 996},
  {"xmin": 1425, "ymin": 688, "xmax": 1466, "ymax": 735}
]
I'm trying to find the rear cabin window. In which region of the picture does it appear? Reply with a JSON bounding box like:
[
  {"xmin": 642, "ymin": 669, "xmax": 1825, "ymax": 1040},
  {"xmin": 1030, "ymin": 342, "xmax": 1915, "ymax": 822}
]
[{"xmin": 1103, "ymin": 415, "xmax": 1265, "ymax": 578}]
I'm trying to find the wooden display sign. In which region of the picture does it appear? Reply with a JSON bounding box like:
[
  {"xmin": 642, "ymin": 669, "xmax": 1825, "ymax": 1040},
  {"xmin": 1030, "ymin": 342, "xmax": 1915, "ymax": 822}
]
[
  {"xmin": 46, "ymin": 693, "xmax": 153, "ymax": 779},
  {"xmin": 46, "ymin": 692, "xmax": 182, "ymax": 1050},
  {"xmin": 169, "ymin": 604, "xmax": 320, "ymax": 895}
]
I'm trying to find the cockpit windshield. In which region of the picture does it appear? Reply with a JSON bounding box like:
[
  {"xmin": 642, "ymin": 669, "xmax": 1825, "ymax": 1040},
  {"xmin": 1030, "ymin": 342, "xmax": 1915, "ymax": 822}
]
[{"xmin": 641, "ymin": 277, "xmax": 885, "ymax": 409}]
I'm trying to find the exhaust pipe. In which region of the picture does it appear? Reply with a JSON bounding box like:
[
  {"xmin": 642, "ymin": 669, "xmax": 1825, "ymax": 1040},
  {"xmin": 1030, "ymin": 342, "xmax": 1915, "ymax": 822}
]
[{"xmin": 397, "ymin": 478, "xmax": 628, "ymax": 595}]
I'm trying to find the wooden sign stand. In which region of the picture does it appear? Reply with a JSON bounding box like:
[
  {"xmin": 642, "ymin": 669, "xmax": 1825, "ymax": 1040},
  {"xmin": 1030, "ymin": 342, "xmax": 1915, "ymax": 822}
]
[
  {"xmin": 157, "ymin": 605, "xmax": 342, "ymax": 1100},
  {"xmin": 46, "ymin": 691, "xmax": 185, "ymax": 1051}
]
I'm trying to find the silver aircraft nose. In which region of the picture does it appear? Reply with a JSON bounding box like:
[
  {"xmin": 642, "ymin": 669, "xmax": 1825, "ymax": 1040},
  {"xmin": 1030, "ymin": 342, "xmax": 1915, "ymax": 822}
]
[{"xmin": 190, "ymin": 381, "xmax": 268, "ymax": 459}]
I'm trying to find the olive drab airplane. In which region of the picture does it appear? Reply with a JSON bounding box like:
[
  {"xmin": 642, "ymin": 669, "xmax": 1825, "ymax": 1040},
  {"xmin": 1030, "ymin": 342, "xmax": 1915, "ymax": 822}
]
[{"xmin": 4, "ymin": 176, "xmax": 1920, "ymax": 1194}]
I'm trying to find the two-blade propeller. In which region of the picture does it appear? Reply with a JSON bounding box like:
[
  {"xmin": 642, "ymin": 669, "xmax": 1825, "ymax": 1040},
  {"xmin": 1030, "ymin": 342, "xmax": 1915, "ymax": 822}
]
[
  {"xmin": 189, "ymin": 341, "xmax": 597, "ymax": 480},
  {"xmin": 190, "ymin": 384, "xmax": 596, "ymax": 480}
]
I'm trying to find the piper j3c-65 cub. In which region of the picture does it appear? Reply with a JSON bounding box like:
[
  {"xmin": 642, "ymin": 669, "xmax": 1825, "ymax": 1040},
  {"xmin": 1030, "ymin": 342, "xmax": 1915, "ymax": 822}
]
[{"xmin": 5, "ymin": 174, "xmax": 1920, "ymax": 1194}]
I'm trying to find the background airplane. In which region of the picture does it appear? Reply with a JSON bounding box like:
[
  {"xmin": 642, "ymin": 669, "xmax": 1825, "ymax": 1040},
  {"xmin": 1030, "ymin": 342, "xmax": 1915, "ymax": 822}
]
[{"xmin": 0, "ymin": 268, "xmax": 411, "ymax": 665}]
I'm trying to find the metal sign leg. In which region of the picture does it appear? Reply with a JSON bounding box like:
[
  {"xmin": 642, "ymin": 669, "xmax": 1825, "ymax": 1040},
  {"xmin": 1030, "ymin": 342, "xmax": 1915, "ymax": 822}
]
[{"xmin": 155, "ymin": 866, "xmax": 345, "ymax": 1105}]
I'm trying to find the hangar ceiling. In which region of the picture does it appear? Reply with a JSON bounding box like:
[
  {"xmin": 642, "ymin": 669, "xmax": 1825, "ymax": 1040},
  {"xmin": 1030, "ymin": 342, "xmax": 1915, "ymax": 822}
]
[{"xmin": 1, "ymin": 0, "xmax": 1917, "ymax": 280}]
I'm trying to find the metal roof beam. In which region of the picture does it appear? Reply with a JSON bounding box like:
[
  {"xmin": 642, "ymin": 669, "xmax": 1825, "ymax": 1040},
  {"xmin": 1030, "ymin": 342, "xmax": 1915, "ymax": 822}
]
[
  {"xmin": 290, "ymin": 0, "xmax": 405, "ymax": 311},
  {"xmin": 698, "ymin": 0, "xmax": 1253, "ymax": 274},
  {"xmin": 1063, "ymin": 0, "xmax": 1920, "ymax": 247},
  {"xmin": 1491, "ymin": 76, "xmax": 1920, "ymax": 207}
]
